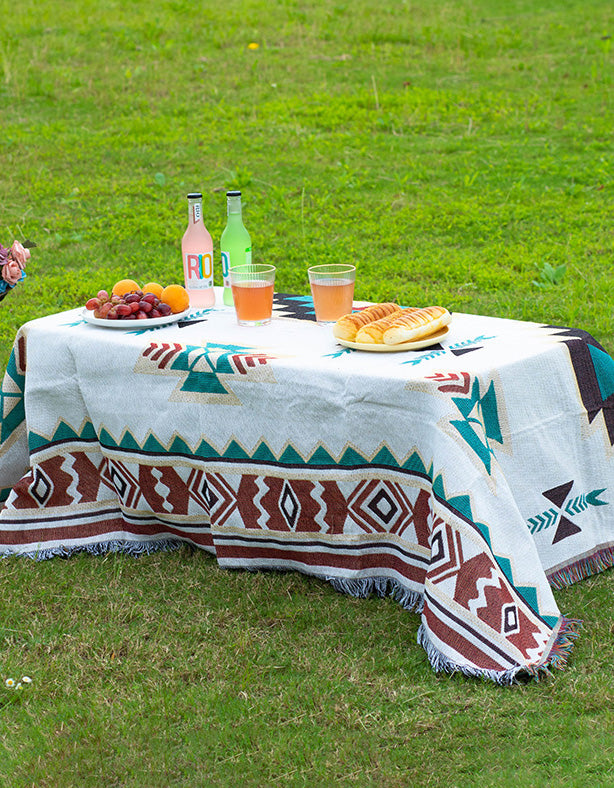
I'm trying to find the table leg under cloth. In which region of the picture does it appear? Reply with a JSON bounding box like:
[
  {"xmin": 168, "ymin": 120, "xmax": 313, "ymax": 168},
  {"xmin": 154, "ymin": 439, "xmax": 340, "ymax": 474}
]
[{"xmin": 1, "ymin": 299, "xmax": 613, "ymax": 684}]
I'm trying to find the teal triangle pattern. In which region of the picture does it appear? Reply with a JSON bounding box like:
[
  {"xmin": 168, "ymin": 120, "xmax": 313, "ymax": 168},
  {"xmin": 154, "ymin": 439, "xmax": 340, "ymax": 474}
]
[
  {"xmin": 402, "ymin": 451, "xmax": 428, "ymax": 476},
  {"xmin": 339, "ymin": 446, "xmax": 369, "ymax": 466},
  {"xmin": 28, "ymin": 420, "xmax": 99, "ymax": 452},
  {"xmin": 223, "ymin": 440, "xmax": 250, "ymax": 460},
  {"xmin": 119, "ymin": 432, "xmax": 141, "ymax": 451},
  {"xmin": 588, "ymin": 344, "xmax": 614, "ymax": 402},
  {"xmin": 453, "ymin": 395, "xmax": 475, "ymax": 419},
  {"xmin": 0, "ymin": 346, "xmax": 26, "ymax": 445},
  {"xmin": 308, "ymin": 446, "xmax": 337, "ymax": 465},
  {"xmin": 481, "ymin": 380, "xmax": 503, "ymax": 443},
  {"xmin": 280, "ymin": 445, "xmax": 305, "ymax": 465},
  {"xmin": 515, "ymin": 585, "xmax": 540, "ymax": 615},
  {"xmin": 143, "ymin": 434, "xmax": 167, "ymax": 454},
  {"xmin": 497, "ymin": 555, "xmax": 514, "ymax": 585},
  {"xmin": 167, "ymin": 342, "xmax": 262, "ymax": 397},
  {"xmin": 432, "ymin": 474, "xmax": 446, "ymax": 500},
  {"xmin": 373, "ymin": 446, "xmax": 400, "ymax": 469},
  {"xmin": 447, "ymin": 493, "xmax": 473, "ymax": 521},
  {"xmin": 99, "ymin": 428, "xmax": 117, "ymax": 448},
  {"xmin": 194, "ymin": 440, "xmax": 221, "ymax": 459},
  {"xmin": 451, "ymin": 419, "xmax": 494, "ymax": 473},
  {"xmin": 52, "ymin": 422, "xmax": 82, "ymax": 443},
  {"xmin": 169, "ymin": 436, "xmax": 192, "ymax": 456},
  {"xmin": 449, "ymin": 376, "xmax": 504, "ymax": 475},
  {"xmin": 253, "ymin": 442, "xmax": 278, "ymax": 463}
]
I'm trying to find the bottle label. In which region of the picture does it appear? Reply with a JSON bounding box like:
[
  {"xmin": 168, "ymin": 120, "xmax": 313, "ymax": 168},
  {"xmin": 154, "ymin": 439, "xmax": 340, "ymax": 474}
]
[
  {"xmin": 221, "ymin": 251, "xmax": 230, "ymax": 287},
  {"xmin": 221, "ymin": 248, "xmax": 252, "ymax": 287},
  {"xmin": 191, "ymin": 203, "xmax": 202, "ymax": 223},
  {"xmin": 184, "ymin": 252, "xmax": 213, "ymax": 289}
]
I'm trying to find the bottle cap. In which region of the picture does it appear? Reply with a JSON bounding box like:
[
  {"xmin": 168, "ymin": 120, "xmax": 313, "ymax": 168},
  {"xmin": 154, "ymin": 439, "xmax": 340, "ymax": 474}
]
[
  {"xmin": 187, "ymin": 192, "xmax": 202, "ymax": 199},
  {"xmin": 226, "ymin": 190, "xmax": 241, "ymax": 197}
]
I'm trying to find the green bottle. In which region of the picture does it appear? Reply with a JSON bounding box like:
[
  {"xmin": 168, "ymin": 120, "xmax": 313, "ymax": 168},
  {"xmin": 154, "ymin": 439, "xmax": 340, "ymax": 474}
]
[{"xmin": 220, "ymin": 190, "xmax": 252, "ymax": 306}]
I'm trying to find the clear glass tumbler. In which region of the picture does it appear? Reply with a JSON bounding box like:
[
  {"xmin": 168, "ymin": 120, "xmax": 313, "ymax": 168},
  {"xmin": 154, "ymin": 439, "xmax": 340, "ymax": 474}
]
[
  {"xmin": 308, "ymin": 264, "xmax": 356, "ymax": 325},
  {"xmin": 229, "ymin": 264, "xmax": 276, "ymax": 326}
]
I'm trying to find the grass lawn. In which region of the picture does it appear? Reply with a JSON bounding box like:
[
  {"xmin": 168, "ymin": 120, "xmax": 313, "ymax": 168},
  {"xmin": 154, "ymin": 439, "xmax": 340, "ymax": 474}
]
[{"xmin": 1, "ymin": 0, "xmax": 614, "ymax": 785}]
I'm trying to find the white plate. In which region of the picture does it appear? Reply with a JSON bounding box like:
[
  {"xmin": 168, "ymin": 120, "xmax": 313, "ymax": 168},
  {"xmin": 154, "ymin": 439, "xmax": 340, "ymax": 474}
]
[
  {"xmin": 82, "ymin": 308, "xmax": 190, "ymax": 329},
  {"xmin": 337, "ymin": 325, "xmax": 450, "ymax": 352}
]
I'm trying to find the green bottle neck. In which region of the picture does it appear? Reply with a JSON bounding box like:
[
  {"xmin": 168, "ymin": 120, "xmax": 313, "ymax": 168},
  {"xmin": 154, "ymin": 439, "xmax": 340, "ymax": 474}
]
[{"xmin": 227, "ymin": 196, "xmax": 243, "ymax": 218}]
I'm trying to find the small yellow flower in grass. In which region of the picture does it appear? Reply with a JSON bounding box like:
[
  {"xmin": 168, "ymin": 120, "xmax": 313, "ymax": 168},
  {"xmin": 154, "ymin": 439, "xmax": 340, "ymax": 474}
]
[
  {"xmin": 247, "ymin": 42, "xmax": 260, "ymax": 50},
  {"xmin": 5, "ymin": 678, "xmax": 15, "ymax": 688}
]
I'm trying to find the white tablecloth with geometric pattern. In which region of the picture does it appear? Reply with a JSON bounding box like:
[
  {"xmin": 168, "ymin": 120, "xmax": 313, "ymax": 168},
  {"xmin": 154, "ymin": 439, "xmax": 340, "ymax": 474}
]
[{"xmin": 2, "ymin": 290, "xmax": 613, "ymax": 683}]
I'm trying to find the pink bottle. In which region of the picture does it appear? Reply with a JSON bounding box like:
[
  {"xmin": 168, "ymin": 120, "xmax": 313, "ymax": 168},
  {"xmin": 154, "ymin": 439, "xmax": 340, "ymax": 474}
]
[{"xmin": 181, "ymin": 192, "xmax": 215, "ymax": 307}]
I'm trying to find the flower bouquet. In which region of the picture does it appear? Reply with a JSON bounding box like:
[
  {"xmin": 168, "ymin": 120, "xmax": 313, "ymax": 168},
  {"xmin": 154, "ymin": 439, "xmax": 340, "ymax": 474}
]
[{"xmin": 0, "ymin": 240, "xmax": 35, "ymax": 303}]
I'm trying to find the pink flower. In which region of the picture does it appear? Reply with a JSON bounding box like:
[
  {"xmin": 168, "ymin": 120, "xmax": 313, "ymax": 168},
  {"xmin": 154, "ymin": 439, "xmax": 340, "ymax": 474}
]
[
  {"xmin": 9, "ymin": 240, "xmax": 30, "ymax": 268},
  {"xmin": 1, "ymin": 259, "xmax": 23, "ymax": 286}
]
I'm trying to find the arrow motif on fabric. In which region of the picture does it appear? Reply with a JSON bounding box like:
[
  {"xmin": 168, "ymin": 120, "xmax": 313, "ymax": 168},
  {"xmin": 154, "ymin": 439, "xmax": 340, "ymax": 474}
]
[
  {"xmin": 565, "ymin": 489, "xmax": 607, "ymax": 516},
  {"xmin": 426, "ymin": 372, "xmax": 471, "ymax": 394},
  {"xmin": 527, "ymin": 481, "xmax": 608, "ymax": 543},
  {"xmin": 527, "ymin": 508, "xmax": 559, "ymax": 534}
]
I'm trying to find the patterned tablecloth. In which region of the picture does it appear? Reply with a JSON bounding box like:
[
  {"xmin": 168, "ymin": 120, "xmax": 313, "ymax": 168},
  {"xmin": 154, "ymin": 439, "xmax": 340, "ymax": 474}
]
[{"xmin": 1, "ymin": 291, "xmax": 614, "ymax": 683}]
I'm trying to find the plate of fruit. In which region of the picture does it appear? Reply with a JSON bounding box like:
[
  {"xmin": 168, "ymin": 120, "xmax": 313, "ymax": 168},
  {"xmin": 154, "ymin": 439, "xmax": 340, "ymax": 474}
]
[{"xmin": 83, "ymin": 279, "xmax": 190, "ymax": 328}]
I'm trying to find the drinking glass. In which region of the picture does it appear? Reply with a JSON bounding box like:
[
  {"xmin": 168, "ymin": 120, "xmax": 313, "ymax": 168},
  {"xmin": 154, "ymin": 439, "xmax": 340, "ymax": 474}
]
[
  {"xmin": 308, "ymin": 264, "xmax": 356, "ymax": 325},
  {"xmin": 229, "ymin": 264, "xmax": 276, "ymax": 326}
]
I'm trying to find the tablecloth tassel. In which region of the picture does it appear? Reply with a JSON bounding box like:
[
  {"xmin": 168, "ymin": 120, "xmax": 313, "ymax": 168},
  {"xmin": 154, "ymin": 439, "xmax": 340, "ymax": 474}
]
[
  {"xmin": 23, "ymin": 537, "xmax": 185, "ymax": 561},
  {"xmin": 326, "ymin": 575, "xmax": 423, "ymax": 613},
  {"xmin": 416, "ymin": 623, "xmax": 526, "ymax": 685},
  {"xmin": 389, "ymin": 580, "xmax": 424, "ymax": 613},
  {"xmin": 326, "ymin": 576, "xmax": 389, "ymax": 599},
  {"xmin": 548, "ymin": 546, "xmax": 614, "ymax": 590},
  {"xmin": 417, "ymin": 615, "xmax": 583, "ymax": 685},
  {"xmin": 524, "ymin": 617, "xmax": 583, "ymax": 681}
]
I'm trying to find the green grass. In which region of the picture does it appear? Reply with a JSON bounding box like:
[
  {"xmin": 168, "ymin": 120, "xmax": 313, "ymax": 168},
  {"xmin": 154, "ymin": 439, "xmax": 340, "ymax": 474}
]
[{"xmin": 2, "ymin": 0, "xmax": 614, "ymax": 785}]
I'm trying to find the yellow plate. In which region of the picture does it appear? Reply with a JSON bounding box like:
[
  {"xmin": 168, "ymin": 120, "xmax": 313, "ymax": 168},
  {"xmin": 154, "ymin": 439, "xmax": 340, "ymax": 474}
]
[{"xmin": 337, "ymin": 325, "xmax": 450, "ymax": 352}]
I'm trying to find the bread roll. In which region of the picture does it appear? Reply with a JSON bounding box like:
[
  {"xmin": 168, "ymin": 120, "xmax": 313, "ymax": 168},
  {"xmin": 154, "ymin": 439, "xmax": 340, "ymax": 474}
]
[
  {"xmin": 382, "ymin": 306, "xmax": 451, "ymax": 345},
  {"xmin": 355, "ymin": 307, "xmax": 420, "ymax": 344},
  {"xmin": 333, "ymin": 302, "xmax": 401, "ymax": 341}
]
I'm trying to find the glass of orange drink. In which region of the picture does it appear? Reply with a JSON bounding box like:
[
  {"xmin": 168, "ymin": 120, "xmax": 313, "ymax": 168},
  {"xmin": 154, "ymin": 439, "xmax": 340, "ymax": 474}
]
[
  {"xmin": 229, "ymin": 264, "xmax": 276, "ymax": 326},
  {"xmin": 308, "ymin": 264, "xmax": 356, "ymax": 325}
]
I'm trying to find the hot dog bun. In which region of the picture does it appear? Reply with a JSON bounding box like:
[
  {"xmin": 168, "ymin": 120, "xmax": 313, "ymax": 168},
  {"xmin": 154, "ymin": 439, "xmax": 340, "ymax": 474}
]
[
  {"xmin": 332, "ymin": 303, "xmax": 401, "ymax": 341},
  {"xmin": 355, "ymin": 307, "xmax": 420, "ymax": 344},
  {"xmin": 382, "ymin": 306, "xmax": 451, "ymax": 345}
]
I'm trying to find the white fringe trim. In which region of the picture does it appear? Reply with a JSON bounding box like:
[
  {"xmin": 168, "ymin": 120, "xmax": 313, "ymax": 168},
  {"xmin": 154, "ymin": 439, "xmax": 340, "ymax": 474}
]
[
  {"xmin": 16, "ymin": 538, "xmax": 185, "ymax": 562},
  {"xmin": 417, "ymin": 623, "xmax": 530, "ymax": 686},
  {"xmin": 326, "ymin": 575, "xmax": 423, "ymax": 613}
]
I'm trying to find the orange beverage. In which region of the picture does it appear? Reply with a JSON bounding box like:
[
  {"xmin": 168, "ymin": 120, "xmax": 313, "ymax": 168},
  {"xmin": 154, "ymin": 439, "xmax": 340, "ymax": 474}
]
[
  {"xmin": 307, "ymin": 264, "xmax": 356, "ymax": 324},
  {"xmin": 310, "ymin": 279, "xmax": 355, "ymax": 323},
  {"xmin": 231, "ymin": 280, "xmax": 274, "ymax": 324},
  {"xmin": 229, "ymin": 264, "xmax": 276, "ymax": 326}
]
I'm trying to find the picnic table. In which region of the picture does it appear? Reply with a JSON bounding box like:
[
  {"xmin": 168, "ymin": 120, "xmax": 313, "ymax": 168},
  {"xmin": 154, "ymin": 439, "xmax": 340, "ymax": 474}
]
[{"xmin": 1, "ymin": 289, "xmax": 613, "ymax": 683}]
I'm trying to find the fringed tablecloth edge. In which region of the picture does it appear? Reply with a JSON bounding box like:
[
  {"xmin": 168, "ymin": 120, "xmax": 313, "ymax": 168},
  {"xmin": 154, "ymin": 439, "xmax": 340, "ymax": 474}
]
[
  {"xmin": 325, "ymin": 575, "xmax": 586, "ymax": 684},
  {"xmin": 547, "ymin": 545, "xmax": 614, "ymax": 590},
  {"xmin": 0, "ymin": 537, "xmax": 186, "ymax": 562},
  {"xmin": 326, "ymin": 575, "xmax": 424, "ymax": 614},
  {"xmin": 418, "ymin": 615, "xmax": 583, "ymax": 686}
]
